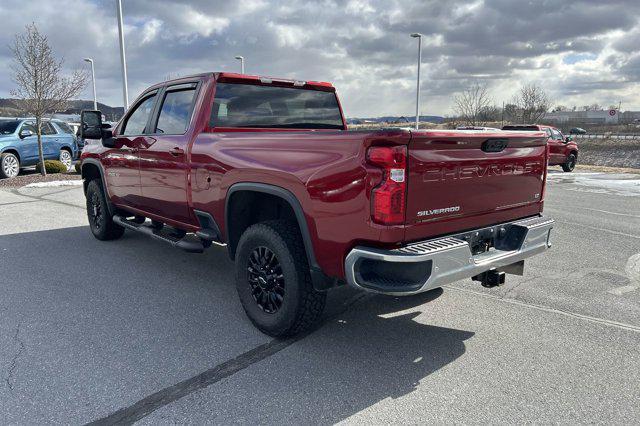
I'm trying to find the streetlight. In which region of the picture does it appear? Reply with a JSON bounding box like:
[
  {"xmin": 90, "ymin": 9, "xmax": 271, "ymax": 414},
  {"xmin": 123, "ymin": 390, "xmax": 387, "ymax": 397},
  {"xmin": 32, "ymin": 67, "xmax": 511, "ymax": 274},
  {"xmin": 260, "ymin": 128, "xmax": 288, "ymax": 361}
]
[
  {"xmin": 410, "ymin": 33, "xmax": 423, "ymax": 130},
  {"xmin": 116, "ymin": 0, "xmax": 129, "ymax": 109},
  {"xmin": 84, "ymin": 58, "xmax": 97, "ymax": 110},
  {"xmin": 234, "ymin": 55, "xmax": 245, "ymax": 74}
]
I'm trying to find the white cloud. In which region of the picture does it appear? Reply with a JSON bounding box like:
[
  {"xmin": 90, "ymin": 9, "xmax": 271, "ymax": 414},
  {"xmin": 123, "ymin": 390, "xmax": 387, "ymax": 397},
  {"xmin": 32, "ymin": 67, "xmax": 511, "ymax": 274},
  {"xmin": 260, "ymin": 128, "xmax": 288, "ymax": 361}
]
[{"xmin": 141, "ymin": 19, "xmax": 163, "ymax": 44}]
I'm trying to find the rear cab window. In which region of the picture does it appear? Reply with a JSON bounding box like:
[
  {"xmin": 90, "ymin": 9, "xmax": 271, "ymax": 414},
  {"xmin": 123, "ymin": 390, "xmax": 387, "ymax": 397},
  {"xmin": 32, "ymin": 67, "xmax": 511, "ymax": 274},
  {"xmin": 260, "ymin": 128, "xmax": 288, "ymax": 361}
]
[
  {"xmin": 154, "ymin": 84, "xmax": 197, "ymax": 135},
  {"xmin": 210, "ymin": 83, "xmax": 344, "ymax": 130}
]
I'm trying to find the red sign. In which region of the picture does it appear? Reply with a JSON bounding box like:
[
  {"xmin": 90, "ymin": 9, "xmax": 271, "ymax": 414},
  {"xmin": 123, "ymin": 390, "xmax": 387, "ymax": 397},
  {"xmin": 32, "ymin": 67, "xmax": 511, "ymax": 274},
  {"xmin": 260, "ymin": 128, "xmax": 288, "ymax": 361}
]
[{"xmin": 609, "ymin": 109, "xmax": 617, "ymax": 116}]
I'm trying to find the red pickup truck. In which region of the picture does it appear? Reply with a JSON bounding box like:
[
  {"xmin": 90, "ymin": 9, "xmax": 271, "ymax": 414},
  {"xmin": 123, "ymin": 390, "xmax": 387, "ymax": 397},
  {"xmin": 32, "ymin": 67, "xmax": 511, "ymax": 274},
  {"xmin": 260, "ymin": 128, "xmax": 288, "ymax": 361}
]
[
  {"xmin": 80, "ymin": 72, "xmax": 554, "ymax": 336},
  {"xmin": 503, "ymin": 124, "xmax": 579, "ymax": 172}
]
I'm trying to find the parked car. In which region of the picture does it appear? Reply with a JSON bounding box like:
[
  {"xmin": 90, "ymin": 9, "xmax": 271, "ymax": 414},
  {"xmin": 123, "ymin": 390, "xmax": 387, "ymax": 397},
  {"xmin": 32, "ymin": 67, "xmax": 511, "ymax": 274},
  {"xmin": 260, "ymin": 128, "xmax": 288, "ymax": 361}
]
[
  {"xmin": 65, "ymin": 122, "xmax": 87, "ymax": 151},
  {"xmin": 502, "ymin": 124, "xmax": 579, "ymax": 172},
  {"xmin": 0, "ymin": 118, "xmax": 79, "ymax": 178},
  {"xmin": 80, "ymin": 72, "xmax": 554, "ymax": 336},
  {"xmin": 569, "ymin": 127, "xmax": 587, "ymax": 135}
]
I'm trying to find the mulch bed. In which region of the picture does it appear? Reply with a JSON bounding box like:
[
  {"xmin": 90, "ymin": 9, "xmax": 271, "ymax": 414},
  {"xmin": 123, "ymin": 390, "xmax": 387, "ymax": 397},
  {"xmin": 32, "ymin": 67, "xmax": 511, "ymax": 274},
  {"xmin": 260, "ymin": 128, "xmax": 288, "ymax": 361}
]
[{"xmin": 0, "ymin": 169, "xmax": 81, "ymax": 188}]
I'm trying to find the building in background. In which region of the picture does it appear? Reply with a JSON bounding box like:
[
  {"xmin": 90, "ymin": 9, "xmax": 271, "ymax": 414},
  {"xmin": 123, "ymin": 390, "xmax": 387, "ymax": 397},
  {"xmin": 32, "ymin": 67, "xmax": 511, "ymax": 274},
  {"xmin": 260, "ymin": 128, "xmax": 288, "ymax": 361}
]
[{"xmin": 544, "ymin": 110, "xmax": 621, "ymax": 124}]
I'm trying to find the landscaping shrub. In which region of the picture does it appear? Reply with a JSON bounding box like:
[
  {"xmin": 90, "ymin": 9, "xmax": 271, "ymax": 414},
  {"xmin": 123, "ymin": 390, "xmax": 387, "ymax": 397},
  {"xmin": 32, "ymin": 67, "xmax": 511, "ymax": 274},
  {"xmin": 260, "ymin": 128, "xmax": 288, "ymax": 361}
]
[
  {"xmin": 74, "ymin": 161, "xmax": 82, "ymax": 173},
  {"xmin": 35, "ymin": 160, "xmax": 68, "ymax": 174}
]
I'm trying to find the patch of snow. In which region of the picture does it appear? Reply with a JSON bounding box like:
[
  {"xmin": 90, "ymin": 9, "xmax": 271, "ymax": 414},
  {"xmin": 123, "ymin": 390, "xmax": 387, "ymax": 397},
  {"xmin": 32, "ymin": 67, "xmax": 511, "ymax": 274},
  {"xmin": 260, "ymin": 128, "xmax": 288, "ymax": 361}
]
[
  {"xmin": 24, "ymin": 180, "xmax": 83, "ymax": 188},
  {"xmin": 548, "ymin": 172, "xmax": 640, "ymax": 197}
]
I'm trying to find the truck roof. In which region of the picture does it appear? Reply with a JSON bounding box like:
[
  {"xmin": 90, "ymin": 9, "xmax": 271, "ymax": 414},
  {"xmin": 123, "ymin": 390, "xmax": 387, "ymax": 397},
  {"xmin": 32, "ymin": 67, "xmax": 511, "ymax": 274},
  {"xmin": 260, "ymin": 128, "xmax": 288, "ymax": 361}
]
[{"xmin": 155, "ymin": 72, "xmax": 335, "ymax": 92}]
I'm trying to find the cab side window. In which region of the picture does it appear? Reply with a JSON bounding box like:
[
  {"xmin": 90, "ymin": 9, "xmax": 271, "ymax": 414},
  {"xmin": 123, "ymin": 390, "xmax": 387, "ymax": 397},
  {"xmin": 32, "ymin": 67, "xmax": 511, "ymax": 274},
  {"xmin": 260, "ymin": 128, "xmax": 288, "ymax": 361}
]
[
  {"xmin": 122, "ymin": 94, "xmax": 157, "ymax": 136},
  {"xmin": 154, "ymin": 87, "xmax": 196, "ymax": 135},
  {"xmin": 551, "ymin": 129, "xmax": 563, "ymax": 140}
]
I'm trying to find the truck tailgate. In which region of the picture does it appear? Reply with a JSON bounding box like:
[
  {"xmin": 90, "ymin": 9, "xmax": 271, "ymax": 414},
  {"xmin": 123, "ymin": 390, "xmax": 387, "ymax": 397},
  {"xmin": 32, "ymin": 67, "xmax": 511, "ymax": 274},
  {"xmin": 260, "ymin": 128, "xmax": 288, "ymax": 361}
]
[{"xmin": 404, "ymin": 130, "xmax": 547, "ymax": 241}]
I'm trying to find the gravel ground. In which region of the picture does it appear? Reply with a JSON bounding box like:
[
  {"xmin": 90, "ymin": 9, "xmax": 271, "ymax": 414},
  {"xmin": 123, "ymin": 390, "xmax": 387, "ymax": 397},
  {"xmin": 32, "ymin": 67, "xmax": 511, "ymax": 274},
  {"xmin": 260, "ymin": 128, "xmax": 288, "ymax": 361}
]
[{"xmin": 0, "ymin": 169, "xmax": 81, "ymax": 188}]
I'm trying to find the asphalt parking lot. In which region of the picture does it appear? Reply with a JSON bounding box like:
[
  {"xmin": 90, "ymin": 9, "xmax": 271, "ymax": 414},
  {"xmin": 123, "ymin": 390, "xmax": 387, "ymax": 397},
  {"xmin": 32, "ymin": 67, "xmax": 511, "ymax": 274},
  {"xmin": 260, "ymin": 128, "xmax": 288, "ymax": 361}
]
[{"xmin": 0, "ymin": 168, "xmax": 639, "ymax": 424}]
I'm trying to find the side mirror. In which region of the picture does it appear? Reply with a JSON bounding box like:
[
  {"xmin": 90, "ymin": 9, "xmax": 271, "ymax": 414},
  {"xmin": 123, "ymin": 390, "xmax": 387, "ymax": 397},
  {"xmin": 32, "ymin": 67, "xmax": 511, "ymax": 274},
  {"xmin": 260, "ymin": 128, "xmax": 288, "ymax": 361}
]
[
  {"xmin": 19, "ymin": 129, "xmax": 33, "ymax": 139},
  {"xmin": 80, "ymin": 110, "xmax": 104, "ymax": 139},
  {"xmin": 565, "ymin": 136, "xmax": 572, "ymax": 143}
]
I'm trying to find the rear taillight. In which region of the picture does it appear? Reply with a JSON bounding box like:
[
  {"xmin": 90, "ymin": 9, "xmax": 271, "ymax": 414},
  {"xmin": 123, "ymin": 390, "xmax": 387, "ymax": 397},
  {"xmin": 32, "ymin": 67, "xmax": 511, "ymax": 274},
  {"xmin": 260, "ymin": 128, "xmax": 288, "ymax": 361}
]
[{"xmin": 367, "ymin": 145, "xmax": 407, "ymax": 225}]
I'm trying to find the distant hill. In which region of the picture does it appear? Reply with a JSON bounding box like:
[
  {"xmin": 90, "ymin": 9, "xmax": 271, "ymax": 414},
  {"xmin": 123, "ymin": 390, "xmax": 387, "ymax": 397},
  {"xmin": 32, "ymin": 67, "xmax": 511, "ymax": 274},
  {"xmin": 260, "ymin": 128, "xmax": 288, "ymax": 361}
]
[
  {"xmin": 346, "ymin": 115, "xmax": 444, "ymax": 125},
  {"xmin": 0, "ymin": 99, "xmax": 123, "ymax": 121}
]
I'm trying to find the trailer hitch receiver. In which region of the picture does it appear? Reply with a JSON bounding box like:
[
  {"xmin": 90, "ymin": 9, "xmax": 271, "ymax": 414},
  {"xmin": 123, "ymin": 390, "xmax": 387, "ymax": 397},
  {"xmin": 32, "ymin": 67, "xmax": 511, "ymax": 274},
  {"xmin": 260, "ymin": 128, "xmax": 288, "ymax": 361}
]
[{"xmin": 472, "ymin": 269, "xmax": 506, "ymax": 288}]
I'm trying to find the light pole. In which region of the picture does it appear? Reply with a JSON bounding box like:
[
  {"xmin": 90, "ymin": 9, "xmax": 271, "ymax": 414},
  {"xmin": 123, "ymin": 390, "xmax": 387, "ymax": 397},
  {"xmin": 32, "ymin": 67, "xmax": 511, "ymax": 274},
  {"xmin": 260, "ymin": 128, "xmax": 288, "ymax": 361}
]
[
  {"xmin": 410, "ymin": 33, "xmax": 423, "ymax": 130},
  {"xmin": 116, "ymin": 0, "xmax": 129, "ymax": 109},
  {"xmin": 234, "ymin": 55, "xmax": 245, "ymax": 74},
  {"xmin": 84, "ymin": 58, "xmax": 97, "ymax": 110}
]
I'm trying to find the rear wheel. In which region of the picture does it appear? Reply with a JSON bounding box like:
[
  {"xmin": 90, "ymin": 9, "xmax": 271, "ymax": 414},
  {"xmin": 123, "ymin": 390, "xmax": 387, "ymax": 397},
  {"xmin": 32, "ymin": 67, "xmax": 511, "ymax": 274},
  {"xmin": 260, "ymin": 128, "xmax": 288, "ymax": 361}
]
[
  {"xmin": 0, "ymin": 153, "xmax": 20, "ymax": 179},
  {"xmin": 562, "ymin": 153, "xmax": 576, "ymax": 172},
  {"xmin": 59, "ymin": 149, "xmax": 72, "ymax": 171},
  {"xmin": 86, "ymin": 179, "xmax": 125, "ymax": 240},
  {"xmin": 235, "ymin": 220, "xmax": 326, "ymax": 337}
]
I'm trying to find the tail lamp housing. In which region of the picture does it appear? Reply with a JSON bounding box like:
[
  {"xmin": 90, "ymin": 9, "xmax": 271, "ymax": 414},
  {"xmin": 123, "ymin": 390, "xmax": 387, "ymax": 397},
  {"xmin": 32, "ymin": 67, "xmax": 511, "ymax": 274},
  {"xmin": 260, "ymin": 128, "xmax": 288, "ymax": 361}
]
[{"xmin": 367, "ymin": 145, "xmax": 407, "ymax": 225}]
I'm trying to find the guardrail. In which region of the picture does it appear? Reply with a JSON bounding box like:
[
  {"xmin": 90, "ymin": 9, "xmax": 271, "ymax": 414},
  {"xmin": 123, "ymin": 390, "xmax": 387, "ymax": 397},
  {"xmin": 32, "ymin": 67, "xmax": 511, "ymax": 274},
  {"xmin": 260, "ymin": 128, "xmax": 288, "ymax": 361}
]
[{"xmin": 573, "ymin": 134, "xmax": 640, "ymax": 140}]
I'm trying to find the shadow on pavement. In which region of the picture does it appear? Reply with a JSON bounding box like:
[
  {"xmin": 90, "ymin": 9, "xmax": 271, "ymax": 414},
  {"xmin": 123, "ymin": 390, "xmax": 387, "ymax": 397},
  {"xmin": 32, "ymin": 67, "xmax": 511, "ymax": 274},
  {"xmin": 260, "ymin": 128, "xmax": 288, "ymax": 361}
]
[
  {"xmin": 0, "ymin": 225, "xmax": 474, "ymax": 424},
  {"xmin": 189, "ymin": 289, "xmax": 476, "ymax": 424}
]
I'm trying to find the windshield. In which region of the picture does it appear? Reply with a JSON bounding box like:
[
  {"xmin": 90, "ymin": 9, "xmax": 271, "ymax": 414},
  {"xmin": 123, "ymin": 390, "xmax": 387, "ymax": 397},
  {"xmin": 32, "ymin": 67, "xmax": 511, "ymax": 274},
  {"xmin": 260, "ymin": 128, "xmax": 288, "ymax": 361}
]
[
  {"xmin": 211, "ymin": 83, "xmax": 344, "ymax": 129},
  {"xmin": 0, "ymin": 120, "xmax": 20, "ymax": 135}
]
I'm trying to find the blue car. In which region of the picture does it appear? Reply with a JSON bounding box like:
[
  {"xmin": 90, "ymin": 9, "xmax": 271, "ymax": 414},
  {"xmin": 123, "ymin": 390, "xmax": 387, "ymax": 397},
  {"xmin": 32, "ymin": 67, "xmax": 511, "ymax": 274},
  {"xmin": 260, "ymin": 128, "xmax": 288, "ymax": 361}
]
[{"xmin": 0, "ymin": 118, "xmax": 79, "ymax": 179}]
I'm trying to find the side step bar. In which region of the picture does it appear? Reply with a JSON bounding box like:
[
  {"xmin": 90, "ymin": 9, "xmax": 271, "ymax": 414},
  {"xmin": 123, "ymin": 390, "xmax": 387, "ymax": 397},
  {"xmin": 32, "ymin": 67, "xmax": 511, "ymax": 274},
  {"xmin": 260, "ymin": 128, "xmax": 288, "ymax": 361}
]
[{"xmin": 113, "ymin": 215, "xmax": 205, "ymax": 253}]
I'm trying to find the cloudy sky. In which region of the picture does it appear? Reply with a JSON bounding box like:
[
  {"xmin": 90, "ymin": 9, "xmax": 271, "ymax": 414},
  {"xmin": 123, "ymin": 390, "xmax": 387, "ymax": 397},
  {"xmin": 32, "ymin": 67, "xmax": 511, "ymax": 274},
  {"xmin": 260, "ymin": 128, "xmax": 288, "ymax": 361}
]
[{"xmin": 1, "ymin": 0, "xmax": 639, "ymax": 117}]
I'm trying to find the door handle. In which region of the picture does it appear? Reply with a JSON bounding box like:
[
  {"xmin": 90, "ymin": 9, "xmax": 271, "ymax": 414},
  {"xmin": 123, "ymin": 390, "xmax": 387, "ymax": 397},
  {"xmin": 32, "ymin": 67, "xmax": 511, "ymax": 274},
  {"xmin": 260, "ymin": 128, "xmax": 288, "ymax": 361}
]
[
  {"xmin": 120, "ymin": 146, "xmax": 138, "ymax": 153},
  {"xmin": 169, "ymin": 147, "xmax": 184, "ymax": 156}
]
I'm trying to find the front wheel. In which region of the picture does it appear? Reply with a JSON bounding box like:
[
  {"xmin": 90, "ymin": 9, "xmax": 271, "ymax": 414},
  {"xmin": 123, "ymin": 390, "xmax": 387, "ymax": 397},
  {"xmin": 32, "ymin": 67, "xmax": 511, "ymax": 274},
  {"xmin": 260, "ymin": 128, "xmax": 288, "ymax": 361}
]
[
  {"xmin": 562, "ymin": 153, "xmax": 577, "ymax": 172},
  {"xmin": 235, "ymin": 220, "xmax": 326, "ymax": 337},
  {"xmin": 59, "ymin": 149, "xmax": 73, "ymax": 171},
  {"xmin": 86, "ymin": 179, "xmax": 125, "ymax": 240},
  {"xmin": 0, "ymin": 152, "xmax": 20, "ymax": 179}
]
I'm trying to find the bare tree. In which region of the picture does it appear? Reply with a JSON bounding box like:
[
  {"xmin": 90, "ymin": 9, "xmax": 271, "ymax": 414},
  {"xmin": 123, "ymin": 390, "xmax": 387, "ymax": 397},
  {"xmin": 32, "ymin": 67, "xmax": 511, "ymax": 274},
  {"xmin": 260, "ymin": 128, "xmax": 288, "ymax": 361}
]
[
  {"xmin": 453, "ymin": 82, "xmax": 492, "ymax": 126},
  {"xmin": 10, "ymin": 23, "xmax": 87, "ymax": 175},
  {"xmin": 512, "ymin": 83, "xmax": 550, "ymax": 123}
]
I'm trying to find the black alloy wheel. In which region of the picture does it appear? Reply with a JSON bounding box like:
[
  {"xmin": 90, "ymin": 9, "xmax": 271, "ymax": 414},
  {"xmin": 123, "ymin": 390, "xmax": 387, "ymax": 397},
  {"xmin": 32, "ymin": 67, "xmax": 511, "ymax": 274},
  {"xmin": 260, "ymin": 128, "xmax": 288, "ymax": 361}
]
[
  {"xmin": 247, "ymin": 246, "xmax": 285, "ymax": 314},
  {"xmin": 88, "ymin": 189, "xmax": 104, "ymax": 231}
]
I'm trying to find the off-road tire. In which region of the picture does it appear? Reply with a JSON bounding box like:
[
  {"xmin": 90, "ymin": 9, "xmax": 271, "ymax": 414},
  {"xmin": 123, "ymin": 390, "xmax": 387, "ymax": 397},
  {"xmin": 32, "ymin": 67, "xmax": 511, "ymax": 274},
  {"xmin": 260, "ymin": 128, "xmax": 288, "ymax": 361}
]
[
  {"xmin": 562, "ymin": 153, "xmax": 577, "ymax": 172},
  {"xmin": 86, "ymin": 179, "xmax": 125, "ymax": 240},
  {"xmin": 235, "ymin": 220, "xmax": 326, "ymax": 337}
]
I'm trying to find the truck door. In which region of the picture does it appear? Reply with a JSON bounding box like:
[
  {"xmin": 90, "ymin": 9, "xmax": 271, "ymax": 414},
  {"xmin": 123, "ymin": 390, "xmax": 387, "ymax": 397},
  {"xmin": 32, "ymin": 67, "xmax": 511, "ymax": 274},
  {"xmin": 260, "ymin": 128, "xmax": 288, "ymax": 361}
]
[
  {"xmin": 548, "ymin": 128, "xmax": 565, "ymax": 164},
  {"xmin": 137, "ymin": 82, "xmax": 198, "ymax": 225},
  {"xmin": 106, "ymin": 91, "xmax": 158, "ymax": 209}
]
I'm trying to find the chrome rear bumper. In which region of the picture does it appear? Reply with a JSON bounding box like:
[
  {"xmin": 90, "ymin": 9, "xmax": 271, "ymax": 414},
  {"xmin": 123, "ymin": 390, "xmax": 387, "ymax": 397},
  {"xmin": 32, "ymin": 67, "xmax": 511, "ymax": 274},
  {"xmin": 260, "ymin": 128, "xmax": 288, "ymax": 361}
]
[{"xmin": 344, "ymin": 215, "xmax": 554, "ymax": 295}]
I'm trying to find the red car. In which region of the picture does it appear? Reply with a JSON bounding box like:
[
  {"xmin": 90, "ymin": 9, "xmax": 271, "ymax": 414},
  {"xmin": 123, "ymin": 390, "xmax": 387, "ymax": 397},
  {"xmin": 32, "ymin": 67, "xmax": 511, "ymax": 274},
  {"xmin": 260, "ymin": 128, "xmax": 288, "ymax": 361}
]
[
  {"xmin": 80, "ymin": 72, "xmax": 554, "ymax": 336},
  {"xmin": 503, "ymin": 124, "xmax": 579, "ymax": 172}
]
